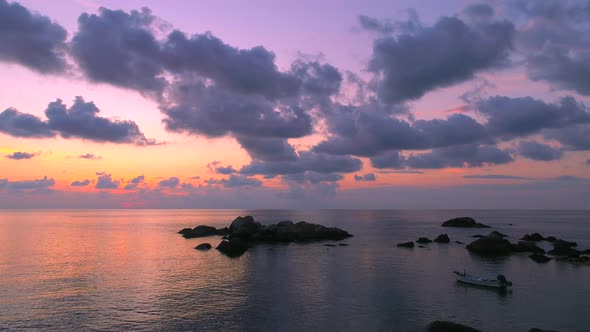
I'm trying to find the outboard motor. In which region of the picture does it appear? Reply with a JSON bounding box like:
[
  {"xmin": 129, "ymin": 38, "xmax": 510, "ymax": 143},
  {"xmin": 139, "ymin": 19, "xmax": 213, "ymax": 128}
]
[{"xmin": 497, "ymin": 274, "xmax": 512, "ymax": 286}]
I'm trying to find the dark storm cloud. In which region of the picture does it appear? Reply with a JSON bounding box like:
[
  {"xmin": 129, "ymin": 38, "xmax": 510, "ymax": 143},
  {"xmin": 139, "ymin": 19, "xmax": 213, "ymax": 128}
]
[
  {"xmin": 514, "ymin": 0, "xmax": 590, "ymax": 96},
  {"xmin": 290, "ymin": 60, "xmax": 342, "ymax": 98},
  {"xmin": 206, "ymin": 162, "xmax": 237, "ymax": 175},
  {"xmin": 71, "ymin": 179, "xmax": 91, "ymax": 186},
  {"xmin": 367, "ymin": 15, "xmax": 513, "ymax": 103},
  {"xmin": 545, "ymin": 124, "xmax": 590, "ymax": 151},
  {"xmin": 315, "ymin": 111, "xmax": 487, "ymax": 157},
  {"xmin": 161, "ymin": 31, "xmax": 300, "ymax": 98},
  {"xmin": 0, "ymin": 176, "xmax": 55, "ymax": 190},
  {"xmin": 161, "ymin": 79, "xmax": 312, "ymax": 139},
  {"xmin": 354, "ymin": 173, "xmax": 376, "ymax": 181},
  {"xmin": 45, "ymin": 97, "xmax": 158, "ymax": 145},
  {"xmin": 517, "ymin": 140, "xmax": 563, "ymax": 161},
  {"xmin": 5, "ymin": 151, "xmax": 39, "ymax": 160},
  {"xmin": 78, "ymin": 153, "xmax": 101, "ymax": 159},
  {"xmin": 0, "ymin": 0, "xmax": 67, "ymax": 73},
  {"xmin": 0, "ymin": 108, "xmax": 54, "ymax": 138},
  {"xmin": 158, "ymin": 176, "xmax": 180, "ymax": 188},
  {"xmin": 206, "ymin": 174, "xmax": 262, "ymax": 188},
  {"xmin": 239, "ymin": 151, "xmax": 362, "ymax": 178},
  {"xmin": 462, "ymin": 4, "xmax": 495, "ymax": 19},
  {"xmin": 463, "ymin": 174, "xmax": 530, "ymax": 180},
  {"xmin": 358, "ymin": 15, "xmax": 395, "ymax": 34},
  {"xmin": 236, "ymin": 137, "xmax": 298, "ymax": 162},
  {"xmin": 1, "ymin": 98, "xmax": 157, "ymax": 145},
  {"xmin": 124, "ymin": 174, "xmax": 144, "ymax": 189},
  {"xmin": 477, "ymin": 96, "xmax": 590, "ymax": 138},
  {"xmin": 71, "ymin": 7, "xmax": 166, "ymax": 92},
  {"xmin": 95, "ymin": 172, "xmax": 120, "ymax": 189},
  {"xmin": 370, "ymin": 150, "xmax": 404, "ymax": 169},
  {"xmin": 404, "ymin": 144, "xmax": 513, "ymax": 169}
]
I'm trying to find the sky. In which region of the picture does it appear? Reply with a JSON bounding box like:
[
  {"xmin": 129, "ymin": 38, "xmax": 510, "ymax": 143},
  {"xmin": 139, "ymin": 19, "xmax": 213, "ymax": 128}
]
[{"xmin": 0, "ymin": 0, "xmax": 589, "ymax": 209}]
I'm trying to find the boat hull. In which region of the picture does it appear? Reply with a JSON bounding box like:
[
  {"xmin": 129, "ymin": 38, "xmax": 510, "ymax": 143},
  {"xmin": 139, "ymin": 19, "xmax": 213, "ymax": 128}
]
[{"xmin": 453, "ymin": 271, "xmax": 508, "ymax": 289}]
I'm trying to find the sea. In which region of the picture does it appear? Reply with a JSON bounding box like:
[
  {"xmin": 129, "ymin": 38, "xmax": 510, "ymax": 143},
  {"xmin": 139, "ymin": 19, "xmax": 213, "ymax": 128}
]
[{"xmin": 0, "ymin": 209, "xmax": 589, "ymax": 332}]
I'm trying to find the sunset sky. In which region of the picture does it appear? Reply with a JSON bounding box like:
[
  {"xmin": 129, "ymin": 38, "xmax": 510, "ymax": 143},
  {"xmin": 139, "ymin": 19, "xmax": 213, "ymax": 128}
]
[{"xmin": 1, "ymin": 0, "xmax": 589, "ymax": 208}]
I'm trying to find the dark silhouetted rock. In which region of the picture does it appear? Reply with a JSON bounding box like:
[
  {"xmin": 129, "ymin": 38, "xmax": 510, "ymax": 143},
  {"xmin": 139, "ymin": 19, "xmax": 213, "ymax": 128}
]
[
  {"xmin": 229, "ymin": 216, "xmax": 261, "ymax": 238},
  {"xmin": 416, "ymin": 237, "xmax": 433, "ymax": 243},
  {"xmin": 397, "ymin": 241, "xmax": 415, "ymax": 248},
  {"xmin": 324, "ymin": 244, "xmax": 336, "ymax": 247},
  {"xmin": 512, "ymin": 241, "xmax": 545, "ymax": 254},
  {"xmin": 179, "ymin": 225, "xmax": 229, "ymax": 238},
  {"xmin": 442, "ymin": 217, "xmax": 490, "ymax": 228},
  {"xmin": 216, "ymin": 238, "xmax": 249, "ymax": 257},
  {"xmin": 583, "ymin": 249, "xmax": 590, "ymax": 254},
  {"xmin": 529, "ymin": 253, "xmax": 552, "ymax": 263},
  {"xmin": 338, "ymin": 243, "xmax": 349, "ymax": 246},
  {"xmin": 455, "ymin": 241, "xmax": 464, "ymax": 244},
  {"xmin": 434, "ymin": 234, "xmax": 450, "ymax": 243},
  {"xmin": 490, "ymin": 231, "xmax": 508, "ymax": 237},
  {"xmin": 471, "ymin": 235, "xmax": 484, "ymax": 238},
  {"xmin": 529, "ymin": 329, "xmax": 559, "ymax": 332},
  {"xmin": 547, "ymin": 239, "xmax": 580, "ymax": 256},
  {"xmin": 427, "ymin": 320, "xmax": 481, "ymax": 332},
  {"xmin": 466, "ymin": 232, "xmax": 513, "ymax": 256},
  {"xmin": 545, "ymin": 236, "xmax": 557, "ymax": 243},
  {"xmin": 195, "ymin": 243, "xmax": 212, "ymax": 250},
  {"xmin": 521, "ymin": 233, "xmax": 544, "ymax": 242}
]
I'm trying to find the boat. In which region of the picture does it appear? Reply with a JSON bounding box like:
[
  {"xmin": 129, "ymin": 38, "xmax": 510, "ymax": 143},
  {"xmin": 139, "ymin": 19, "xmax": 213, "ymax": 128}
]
[{"xmin": 453, "ymin": 270, "xmax": 512, "ymax": 289}]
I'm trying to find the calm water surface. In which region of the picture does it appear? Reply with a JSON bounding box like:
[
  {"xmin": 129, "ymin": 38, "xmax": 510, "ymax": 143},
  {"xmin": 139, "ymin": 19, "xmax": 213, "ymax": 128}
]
[{"xmin": 0, "ymin": 210, "xmax": 589, "ymax": 331}]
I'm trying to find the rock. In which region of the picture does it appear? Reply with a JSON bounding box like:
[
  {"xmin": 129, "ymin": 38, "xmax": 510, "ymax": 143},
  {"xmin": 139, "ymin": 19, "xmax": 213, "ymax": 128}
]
[
  {"xmin": 195, "ymin": 243, "xmax": 212, "ymax": 251},
  {"xmin": 179, "ymin": 225, "xmax": 228, "ymax": 238},
  {"xmin": 434, "ymin": 234, "xmax": 450, "ymax": 243},
  {"xmin": 466, "ymin": 232, "xmax": 513, "ymax": 256},
  {"xmin": 229, "ymin": 216, "xmax": 261, "ymax": 238},
  {"xmin": 521, "ymin": 233, "xmax": 544, "ymax": 242},
  {"xmin": 545, "ymin": 236, "xmax": 557, "ymax": 243},
  {"xmin": 338, "ymin": 243, "xmax": 349, "ymax": 246},
  {"xmin": 216, "ymin": 238, "xmax": 249, "ymax": 257},
  {"xmin": 455, "ymin": 241, "xmax": 465, "ymax": 244},
  {"xmin": 547, "ymin": 239, "xmax": 580, "ymax": 256},
  {"xmin": 397, "ymin": 241, "xmax": 415, "ymax": 248},
  {"xmin": 324, "ymin": 244, "xmax": 337, "ymax": 247},
  {"xmin": 442, "ymin": 217, "xmax": 490, "ymax": 228},
  {"xmin": 471, "ymin": 235, "xmax": 484, "ymax": 238},
  {"xmin": 529, "ymin": 329, "xmax": 559, "ymax": 332},
  {"xmin": 529, "ymin": 253, "xmax": 552, "ymax": 263},
  {"xmin": 583, "ymin": 249, "xmax": 590, "ymax": 254},
  {"xmin": 416, "ymin": 237, "xmax": 433, "ymax": 243},
  {"xmin": 490, "ymin": 231, "xmax": 508, "ymax": 237},
  {"xmin": 512, "ymin": 241, "xmax": 545, "ymax": 254},
  {"xmin": 427, "ymin": 321, "xmax": 481, "ymax": 332}
]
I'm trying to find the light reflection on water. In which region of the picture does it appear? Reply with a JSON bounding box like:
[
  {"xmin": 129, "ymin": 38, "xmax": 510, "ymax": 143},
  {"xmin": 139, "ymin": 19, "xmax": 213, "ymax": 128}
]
[{"xmin": 0, "ymin": 209, "xmax": 589, "ymax": 331}]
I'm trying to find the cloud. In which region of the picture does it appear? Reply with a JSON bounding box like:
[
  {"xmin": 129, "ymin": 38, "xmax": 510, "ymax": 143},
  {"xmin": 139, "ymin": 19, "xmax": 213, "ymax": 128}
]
[
  {"xmin": 206, "ymin": 162, "xmax": 237, "ymax": 175},
  {"xmin": 0, "ymin": 176, "xmax": 55, "ymax": 190},
  {"xmin": 476, "ymin": 96, "xmax": 590, "ymax": 138},
  {"xmin": 544, "ymin": 124, "xmax": 590, "ymax": 151},
  {"xmin": 5, "ymin": 151, "xmax": 40, "ymax": 160},
  {"xmin": 1, "ymin": 97, "xmax": 158, "ymax": 145},
  {"xmin": 371, "ymin": 151, "xmax": 404, "ymax": 169},
  {"xmin": 78, "ymin": 153, "xmax": 101, "ymax": 159},
  {"xmin": 367, "ymin": 15, "xmax": 513, "ymax": 103},
  {"xmin": 71, "ymin": 7, "xmax": 166, "ymax": 92},
  {"xmin": 0, "ymin": 0, "xmax": 68, "ymax": 73},
  {"xmin": 124, "ymin": 174, "xmax": 144, "ymax": 189},
  {"xmin": 95, "ymin": 172, "xmax": 120, "ymax": 189},
  {"xmin": 515, "ymin": 1, "xmax": 590, "ymax": 96},
  {"xmin": 206, "ymin": 174, "xmax": 262, "ymax": 188},
  {"xmin": 71, "ymin": 179, "xmax": 91, "ymax": 186},
  {"xmin": 463, "ymin": 174, "xmax": 530, "ymax": 180},
  {"xmin": 403, "ymin": 144, "xmax": 513, "ymax": 169},
  {"xmin": 0, "ymin": 108, "xmax": 54, "ymax": 138},
  {"xmin": 283, "ymin": 172, "xmax": 343, "ymax": 184},
  {"xmin": 236, "ymin": 137, "xmax": 298, "ymax": 162},
  {"xmin": 462, "ymin": 4, "xmax": 495, "ymax": 20},
  {"xmin": 378, "ymin": 170, "xmax": 424, "ymax": 174},
  {"xmin": 517, "ymin": 140, "xmax": 563, "ymax": 161},
  {"xmin": 354, "ymin": 173, "xmax": 376, "ymax": 181},
  {"xmin": 158, "ymin": 176, "xmax": 180, "ymax": 188}
]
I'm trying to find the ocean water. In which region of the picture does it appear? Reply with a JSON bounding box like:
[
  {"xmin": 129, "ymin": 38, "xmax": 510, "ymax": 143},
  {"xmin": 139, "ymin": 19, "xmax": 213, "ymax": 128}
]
[{"xmin": 0, "ymin": 209, "xmax": 589, "ymax": 332}]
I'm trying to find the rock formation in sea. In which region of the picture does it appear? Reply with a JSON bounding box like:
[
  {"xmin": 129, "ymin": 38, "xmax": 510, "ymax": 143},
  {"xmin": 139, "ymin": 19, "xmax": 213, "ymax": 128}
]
[
  {"xmin": 434, "ymin": 234, "xmax": 450, "ymax": 243},
  {"xmin": 466, "ymin": 232, "xmax": 513, "ymax": 256},
  {"xmin": 441, "ymin": 217, "xmax": 490, "ymax": 228},
  {"xmin": 427, "ymin": 320, "xmax": 481, "ymax": 332}
]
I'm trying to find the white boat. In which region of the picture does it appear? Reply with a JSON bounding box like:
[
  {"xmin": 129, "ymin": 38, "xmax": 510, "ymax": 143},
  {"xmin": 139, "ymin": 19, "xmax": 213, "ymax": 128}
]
[{"xmin": 453, "ymin": 270, "xmax": 512, "ymax": 289}]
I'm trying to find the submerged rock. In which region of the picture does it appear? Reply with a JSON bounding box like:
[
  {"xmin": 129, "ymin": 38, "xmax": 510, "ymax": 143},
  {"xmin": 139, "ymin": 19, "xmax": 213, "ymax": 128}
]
[
  {"xmin": 427, "ymin": 321, "xmax": 481, "ymax": 332},
  {"xmin": 455, "ymin": 241, "xmax": 465, "ymax": 244},
  {"xmin": 416, "ymin": 237, "xmax": 433, "ymax": 244},
  {"xmin": 216, "ymin": 238, "xmax": 249, "ymax": 257},
  {"xmin": 529, "ymin": 253, "xmax": 552, "ymax": 263},
  {"xmin": 512, "ymin": 241, "xmax": 545, "ymax": 254},
  {"xmin": 547, "ymin": 239, "xmax": 579, "ymax": 256},
  {"xmin": 179, "ymin": 225, "xmax": 229, "ymax": 238},
  {"xmin": 397, "ymin": 241, "xmax": 415, "ymax": 248},
  {"xmin": 442, "ymin": 217, "xmax": 490, "ymax": 228},
  {"xmin": 521, "ymin": 233, "xmax": 544, "ymax": 242},
  {"xmin": 490, "ymin": 231, "xmax": 508, "ymax": 237},
  {"xmin": 466, "ymin": 232, "xmax": 513, "ymax": 256},
  {"xmin": 195, "ymin": 243, "xmax": 212, "ymax": 251},
  {"xmin": 324, "ymin": 244, "xmax": 337, "ymax": 247},
  {"xmin": 434, "ymin": 234, "xmax": 450, "ymax": 243},
  {"xmin": 338, "ymin": 243, "xmax": 349, "ymax": 246}
]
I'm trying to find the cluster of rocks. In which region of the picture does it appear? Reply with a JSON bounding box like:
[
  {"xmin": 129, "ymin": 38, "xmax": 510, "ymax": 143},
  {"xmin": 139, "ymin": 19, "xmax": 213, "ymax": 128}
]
[
  {"xmin": 179, "ymin": 216, "xmax": 353, "ymax": 257},
  {"xmin": 395, "ymin": 217, "xmax": 589, "ymax": 265},
  {"xmin": 427, "ymin": 321, "xmax": 558, "ymax": 332}
]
